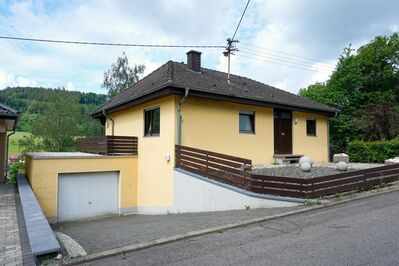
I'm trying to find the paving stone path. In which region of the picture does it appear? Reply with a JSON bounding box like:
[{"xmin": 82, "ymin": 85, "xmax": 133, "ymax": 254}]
[{"xmin": 0, "ymin": 185, "xmax": 22, "ymax": 266}]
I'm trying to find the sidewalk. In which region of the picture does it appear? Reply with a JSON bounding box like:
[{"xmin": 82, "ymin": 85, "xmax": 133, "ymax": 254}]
[
  {"xmin": 0, "ymin": 184, "xmax": 35, "ymax": 266},
  {"xmin": 0, "ymin": 185, "xmax": 23, "ymax": 265}
]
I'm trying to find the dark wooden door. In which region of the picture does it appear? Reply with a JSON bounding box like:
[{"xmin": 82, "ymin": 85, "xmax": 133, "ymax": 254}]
[{"xmin": 274, "ymin": 110, "xmax": 293, "ymax": 154}]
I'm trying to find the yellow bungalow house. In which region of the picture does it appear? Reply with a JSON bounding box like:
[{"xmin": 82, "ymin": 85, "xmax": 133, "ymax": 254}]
[{"xmin": 26, "ymin": 51, "xmax": 338, "ymax": 222}]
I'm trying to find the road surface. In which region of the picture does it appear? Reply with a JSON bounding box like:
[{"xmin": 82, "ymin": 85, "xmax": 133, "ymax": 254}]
[{"xmin": 85, "ymin": 191, "xmax": 399, "ymax": 266}]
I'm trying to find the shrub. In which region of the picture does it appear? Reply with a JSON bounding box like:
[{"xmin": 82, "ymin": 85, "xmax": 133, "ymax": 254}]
[
  {"xmin": 6, "ymin": 162, "xmax": 25, "ymax": 184},
  {"xmin": 347, "ymin": 138, "xmax": 399, "ymax": 163}
]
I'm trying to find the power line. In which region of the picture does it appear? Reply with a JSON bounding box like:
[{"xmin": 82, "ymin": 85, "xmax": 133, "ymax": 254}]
[
  {"xmin": 240, "ymin": 41, "xmax": 336, "ymax": 67},
  {"xmin": 236, "ymin": 53, "xmax": 332, "ymax": 74},
  {"xmin": 231, "ymin": 0, "xmax": 251, "ymax": 41},
  {"xmin": 238, "ymin": 48, "xmax": 335, "ymax": 71},
  {"xmin": 225, "ymin": 0, "xmax": 251, "ymax": 83},
  {"xmin": 0, "ymin": 36, "xmax": 226, "ymax": 48}
]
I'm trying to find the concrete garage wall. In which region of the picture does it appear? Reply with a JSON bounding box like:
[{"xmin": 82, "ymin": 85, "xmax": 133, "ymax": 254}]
[{"xmin": 170, "ymin": 169, "xmax": 301, "ymax": 213}]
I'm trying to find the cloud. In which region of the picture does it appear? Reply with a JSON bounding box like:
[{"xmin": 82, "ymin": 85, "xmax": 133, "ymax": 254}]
[
  {"xmin": 0, "ymin": 70, "xmax": 37, "ymax": 88},
  {"xmin": 65, "ymin": 81, "xmax": 75, "ymax": 91},
  {"xmin": 0, "ymin": 0, "xmax": 398, "ymax": 94}
]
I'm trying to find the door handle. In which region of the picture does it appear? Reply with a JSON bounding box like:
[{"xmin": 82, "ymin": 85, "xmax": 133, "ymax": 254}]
[{"xmin": 281, "ymin": 132, "xmax": 285, "ymax": 136}]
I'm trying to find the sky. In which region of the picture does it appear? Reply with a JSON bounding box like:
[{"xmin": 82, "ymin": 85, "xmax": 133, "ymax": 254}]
[{"xmin": 0, "ymin": 0, "xmax": 398, "ymax": 95}]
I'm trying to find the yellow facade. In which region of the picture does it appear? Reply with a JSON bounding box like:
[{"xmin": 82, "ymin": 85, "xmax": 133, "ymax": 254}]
[
  {"xmin": 180, "ymin": 97, "xmax": 329, "ymax": 164},
  {"xmin": 292, "ymin": 111, "xmax": 329, "ymax": 162},
  {"xmin": 105, "ymin": 95, "xmax": 177, "ymax": 207},
  {"xmin": 25, "ymin": 156, "xmax": 138, "ymax": 219},
  {"xmin": 181, "ymin": 97, "xmax": 275, "ymax": 164}
]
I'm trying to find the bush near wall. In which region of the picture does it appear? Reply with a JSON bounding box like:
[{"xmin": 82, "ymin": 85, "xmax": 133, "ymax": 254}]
[{"xmin": 347, "ymin": 138, "xmax": 399, "ymax": 163}]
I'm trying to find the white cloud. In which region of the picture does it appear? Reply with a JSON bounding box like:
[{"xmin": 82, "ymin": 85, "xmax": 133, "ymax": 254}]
[
  {"xmin": 65, "ymin": 81, "xmax": 75, "ymax": 91},
  {"xmin": 0, "ymin": 0, "xmax": 398, "ymax": 94},
  {"xmin": 0, "ymin": 70, "xmax": 37, "ymax": 88}
]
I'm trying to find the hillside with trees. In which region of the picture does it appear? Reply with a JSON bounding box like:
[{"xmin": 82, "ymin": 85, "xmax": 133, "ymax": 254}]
[{"xmin": 299, "ymin": 33, "xmax": 399, "ymax": 161}]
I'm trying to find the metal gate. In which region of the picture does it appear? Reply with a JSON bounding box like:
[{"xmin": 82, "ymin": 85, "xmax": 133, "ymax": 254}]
[{"xmin": 57, "ymin": 171, "xmax": 119, "ymax": 222}]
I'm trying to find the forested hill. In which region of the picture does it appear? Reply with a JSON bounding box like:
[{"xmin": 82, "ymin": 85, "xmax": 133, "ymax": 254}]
[{"xmin": 0, "ymin": 87, "xmax": 107, "ymax": 134}]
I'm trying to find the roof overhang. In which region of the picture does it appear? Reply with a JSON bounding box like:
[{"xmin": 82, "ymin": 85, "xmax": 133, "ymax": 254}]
[{"xmin": 92, "ymin": 86, "xmax": 339, "ymax": 120}]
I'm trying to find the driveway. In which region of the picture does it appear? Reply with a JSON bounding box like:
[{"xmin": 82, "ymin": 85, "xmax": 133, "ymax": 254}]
[
  {"xmin": 86, "ymin": 191, "xmax": 399, "ymax": 266},
  {"xmin": 52, "ymin": 206, "xmax": 303, "ymax": 254}
]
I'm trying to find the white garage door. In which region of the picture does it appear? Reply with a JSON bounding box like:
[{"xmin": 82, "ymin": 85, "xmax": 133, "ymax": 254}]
[{"xmin": 58, "ymin": 171, "xmax": 119, "ymax": 222}]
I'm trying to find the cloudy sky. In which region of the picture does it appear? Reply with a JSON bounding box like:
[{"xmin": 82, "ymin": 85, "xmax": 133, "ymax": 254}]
[{"xmin": 0, "ymin": 0, "xmax": 398, "ymax": 94}]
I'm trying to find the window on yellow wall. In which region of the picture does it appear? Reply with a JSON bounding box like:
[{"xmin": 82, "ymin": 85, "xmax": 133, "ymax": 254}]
[
  {"xmin": 239, "ymin": 111, "xmax": 255, "ymax": 133},
  {"xmin": 144, "ymin": 107, "xmax": 160, "ymax": 136},
  {"xmin": 306, "ymin": 118, "xmax": 316, "ymax": 136}
]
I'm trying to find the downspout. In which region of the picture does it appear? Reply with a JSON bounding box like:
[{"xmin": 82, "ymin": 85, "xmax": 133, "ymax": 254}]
[
  {"xmin": 4, "ymin": 120, "xmax": 17, "ymax": 183},
  {"xmin": 103, "ymin": 109, "xmax": 114, "ymax": 137},
  {"xmin": 177, "ymin": 88, "xmax": 190, "ymax": 145}
]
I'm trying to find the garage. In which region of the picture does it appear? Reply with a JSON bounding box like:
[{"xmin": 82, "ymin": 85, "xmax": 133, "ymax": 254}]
[{"xmin": 58, "ymin": 171, "xmax": 119, "ymax": 222}]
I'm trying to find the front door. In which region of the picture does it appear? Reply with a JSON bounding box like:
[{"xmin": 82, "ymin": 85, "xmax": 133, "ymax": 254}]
[{"xmin": 274, "ymin": 110, "xmax": 292, "ymax": 154}]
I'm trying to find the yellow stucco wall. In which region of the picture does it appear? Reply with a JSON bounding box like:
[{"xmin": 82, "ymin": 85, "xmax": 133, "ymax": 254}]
[
  {"xmin": 292, "ymin": 111, "xmax": 329, "ymax": 162},
  {"xmin": 106, "ymin": 95, "xmax": 177, "ymax": 207},
  {"xmin": 181, "ymin": 97, "xmax": 275, "ymax": 164},
  {"xmin": 25, "ymin": 156, "xmax": 138, "ymax": 219},
  {"xmin": 180, "ymin": 97, "xmax": 329, "ymax": 164}
]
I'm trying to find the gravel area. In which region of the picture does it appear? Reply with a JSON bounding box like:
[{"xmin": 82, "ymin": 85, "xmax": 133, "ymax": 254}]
[{"xmin": 252, "ymin": 165, "xmax": 352, "ymax": 178}]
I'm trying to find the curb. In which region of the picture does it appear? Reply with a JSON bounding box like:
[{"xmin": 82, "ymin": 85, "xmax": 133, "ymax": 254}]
[{"xmin": 64, "ymin": 184, "xmax": 399, "ymax": 265}]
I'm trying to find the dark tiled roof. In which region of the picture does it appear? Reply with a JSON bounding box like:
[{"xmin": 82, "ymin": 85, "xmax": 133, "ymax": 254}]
[
  {"xmin": 0, "ymin": 103, "xmax": 18, "ymax": 118},
  {"xmin": 94, "ymin": 61, "xmax": 338, "ymax": 115}
]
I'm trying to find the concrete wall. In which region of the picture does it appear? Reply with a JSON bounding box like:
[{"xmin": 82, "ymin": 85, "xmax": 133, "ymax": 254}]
[
  {"xmin": 25, "ymin": 155, "xmax": 138, "ymax": 221},
  {"xmin": 106, "ymin": 95, "xmax": 177, "ymax": 209},
  {"xmin": 171, "ymin": 169, "xmax": 301, "ymax": 213}
]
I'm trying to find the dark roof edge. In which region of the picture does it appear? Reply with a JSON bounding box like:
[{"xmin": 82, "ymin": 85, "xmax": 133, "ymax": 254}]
[{"xmin": 92, "ymin": 85, "xmax": 339, "ymax": 119}]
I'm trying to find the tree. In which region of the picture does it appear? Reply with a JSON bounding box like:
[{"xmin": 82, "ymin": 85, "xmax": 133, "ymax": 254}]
[
  {"xmin": 299, "ymin": 33, "xmax": 399, "ymax": 153},
  {"xmin": 30, "ymin": 90, "xmax": 80, "ymax": 152},
  {"xmin": 102, "ymin": 52, "xmax": 145, "ymax": 98}
]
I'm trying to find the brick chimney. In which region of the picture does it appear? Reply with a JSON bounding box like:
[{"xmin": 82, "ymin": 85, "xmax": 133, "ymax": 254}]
[{"xmin": 186, "ymin": 50, "xmax": 202, "ymax": 72}]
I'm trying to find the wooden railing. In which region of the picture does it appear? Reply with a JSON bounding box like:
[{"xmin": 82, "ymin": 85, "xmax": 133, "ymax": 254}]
[
  {"xmin": 175, "ymin": 145, "xmax": 252, "ymax": 189},
  {"xmin": 76, "ymin": 136, "xmax": 138, "ymax": 155},
  {"xmin": 175, "ymin": 145, "xmax": 399, "ymax": 199},
  {"xmin": 250, "ymin": 163, "xmax": 399, "ymax": 198}
]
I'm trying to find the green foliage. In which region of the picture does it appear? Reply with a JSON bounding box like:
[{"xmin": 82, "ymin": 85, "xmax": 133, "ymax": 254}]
[
  {"xmin": 0, "ymin": 87, "xmax": 106, "ymax": 135},
  {"xmin": 8, "ymin": 132, "xmax": 31, "ymax": 153},
  {"xmin": 30, "ymin": 91, "xmax": 80, "ymax": 152},
  {"xmin": 347, "ymin": 138, "xmax": 399, "ymax": 163},
  {"xmin": 299, "ymin": 33, "xmax": 399, "ymax": 155},
  {"xmin": 6, "ymin": 162, "xmax": 25, "ymax": 184},
  {"xmin": 102, "ymin": 52, "xmax": 145, "ymax": 98}
]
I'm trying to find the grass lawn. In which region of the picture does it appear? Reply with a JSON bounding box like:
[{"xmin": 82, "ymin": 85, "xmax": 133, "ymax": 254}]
[{"xmin": 8, "ymin": 131, "xmax": 31, "ymax": 154}]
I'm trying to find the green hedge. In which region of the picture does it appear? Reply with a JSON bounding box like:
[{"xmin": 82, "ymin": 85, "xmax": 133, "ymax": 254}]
[{"xmin": 347, "ymin": 138, "xmax": 399, "ymax": 163}]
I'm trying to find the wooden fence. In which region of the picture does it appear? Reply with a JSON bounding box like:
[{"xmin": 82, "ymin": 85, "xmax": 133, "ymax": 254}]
[
  {"xmin": 76, "ymin": 136, "xmax": 138, "ymax": 155},
  {"xmin": 175, "ymin": 145, "xmax": 252, "ymax": 189},
  {"xmin": 175, "ymin": 145, "xmax": 399, "ymax": 199}
]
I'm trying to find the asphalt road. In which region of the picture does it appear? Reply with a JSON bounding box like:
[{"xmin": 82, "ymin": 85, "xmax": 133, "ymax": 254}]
[{"xmin": 85, "ymin": 191, "xmax": 399, "ymax": 266}]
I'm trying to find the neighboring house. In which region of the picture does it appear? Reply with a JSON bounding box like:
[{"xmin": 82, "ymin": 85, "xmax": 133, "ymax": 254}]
[
  {"xmin": 0, "ymin": 103, "xmax": 19, "ymax": 182},
  {"xmin": 25, "ymin": 51, "xmax": 338, "ymax": 222}
]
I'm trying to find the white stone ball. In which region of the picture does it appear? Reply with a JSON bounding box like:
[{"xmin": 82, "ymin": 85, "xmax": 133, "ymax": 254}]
[
  {"xmin": 299, "ymin": 156, "xmax": 313, "ymax": 166},
  {"xmin": 337, "ymin": 161, "xmax": 348, "ymax": 171},
  {"xmin": 300, "ymin": 162, "xmax": 312, "ymax": 172}
]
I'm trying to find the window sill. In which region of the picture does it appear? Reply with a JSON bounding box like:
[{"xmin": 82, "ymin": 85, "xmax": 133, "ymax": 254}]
[
  {"xmin": 306, "ymin": 135, "xmax": 317, "ymax": 137},
  {"xmin": 239, "ymin": 131, "xmax": 256, "ymax": 135},
  {"xmin": 144, "ymin": 134, "xmax": 160, "ymax": 138}
]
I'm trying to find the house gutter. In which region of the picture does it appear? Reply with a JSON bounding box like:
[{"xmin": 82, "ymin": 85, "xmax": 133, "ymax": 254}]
[
  {"xmin": 4, "ymin": 119, "xmax": 17, "ymax": 183},
  {"xmin": 102, "ymin": 109, "xmax": 114, "ymax": 136},
  {"xmin": 177, "ymin": 88, "xmax": 190, "ymax": 145}
]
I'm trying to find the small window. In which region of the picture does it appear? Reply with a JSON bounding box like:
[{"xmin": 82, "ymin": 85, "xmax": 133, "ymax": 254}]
[
  {"xmin": 306, "ymin": 118, "xmax": 316, "ymax": 136},
  {"xmin": 144, "ymin": 107, "xmax": 160, "ymax": 136},
  {"xmin": 239, "ymin": 111, "xmax": 255, "ymax": 133}
]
